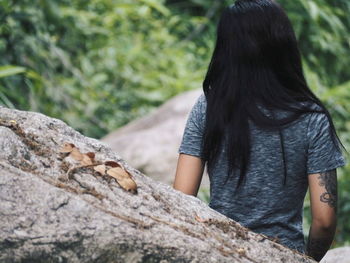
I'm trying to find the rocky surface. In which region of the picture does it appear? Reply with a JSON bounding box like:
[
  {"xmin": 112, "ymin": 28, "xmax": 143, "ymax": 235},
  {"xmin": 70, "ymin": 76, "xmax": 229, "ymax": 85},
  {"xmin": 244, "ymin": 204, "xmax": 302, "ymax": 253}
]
[
  {"xmin": 101, "ymin": 89, "xmax": 210, "ymax": 187},
  {"xmin": 321, "ymin": 246, "xmax": 350, "ymax": 263},
  {"xmin": 0, "ymin": 106, "xmax": 315, "ymax": 262}
]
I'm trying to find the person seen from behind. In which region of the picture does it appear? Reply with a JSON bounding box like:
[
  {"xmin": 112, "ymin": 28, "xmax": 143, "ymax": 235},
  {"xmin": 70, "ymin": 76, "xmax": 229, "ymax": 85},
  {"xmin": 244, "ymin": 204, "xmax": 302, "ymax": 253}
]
[{"xmin": 173, "ymin": 0, "xmax": 347, "ymax": 262}]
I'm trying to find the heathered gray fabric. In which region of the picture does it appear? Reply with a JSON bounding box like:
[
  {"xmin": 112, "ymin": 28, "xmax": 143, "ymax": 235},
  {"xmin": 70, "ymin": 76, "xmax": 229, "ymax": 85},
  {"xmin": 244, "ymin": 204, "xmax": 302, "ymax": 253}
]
[{"xmin": 178, "ymin": 92, "xmax": 346, "ymax": 253}]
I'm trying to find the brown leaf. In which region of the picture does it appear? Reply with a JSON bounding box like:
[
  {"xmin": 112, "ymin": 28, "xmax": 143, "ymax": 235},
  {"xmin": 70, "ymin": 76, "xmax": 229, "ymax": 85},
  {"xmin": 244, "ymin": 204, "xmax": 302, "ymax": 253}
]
[
  {"xmin": 69, "ymin": 147, "xmax": 83, "ymax": 161},
  {"xmin": 105, "ymin": 161, "xmax": 121, "ymax": 168},
  {"xmin": 107, "ymin": 167, "xmax": 129, "ymax": 179},
  {"xmin": 94, "ymin": 164, "xmax": 106, "ymax": 175},
  {"xmin": 59, "ymin": 143, "xmax": 75, "ymax": 153},
  {"xmin": 81, "ymin": 154, "xmax": 93, "ymax": 165},
  {"xmin": 107, "ymin": 167, "xmax": 137, "ymax": 193},
  {"xmin": 86, "ymin": 152, "xmax": 95, "ymax": 160},
  {"xmin": 117, "ymin": 177, "xmax": 137, "ymax": 194}
]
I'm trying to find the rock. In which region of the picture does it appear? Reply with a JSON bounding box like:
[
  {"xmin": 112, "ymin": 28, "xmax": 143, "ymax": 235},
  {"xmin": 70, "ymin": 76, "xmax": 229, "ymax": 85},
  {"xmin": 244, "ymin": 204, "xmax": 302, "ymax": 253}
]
[
  {"xmin": 101, "ymin": 89, "xmax": 210, "ymax": 188},
  {"xmin": 320, "ymin": 246, "xmax": 350, "ymax": 263},
  {"xmin": 0, "ymin": 106, "xmax": 315, "ymax": 263}
]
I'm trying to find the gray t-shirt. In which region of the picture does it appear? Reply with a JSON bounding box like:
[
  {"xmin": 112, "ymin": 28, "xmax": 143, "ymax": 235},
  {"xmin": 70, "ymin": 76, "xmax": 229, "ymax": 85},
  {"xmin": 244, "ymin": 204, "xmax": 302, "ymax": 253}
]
[{"xmin": 178, "ymin": 93, "xmax": 346, "ymax": 252}]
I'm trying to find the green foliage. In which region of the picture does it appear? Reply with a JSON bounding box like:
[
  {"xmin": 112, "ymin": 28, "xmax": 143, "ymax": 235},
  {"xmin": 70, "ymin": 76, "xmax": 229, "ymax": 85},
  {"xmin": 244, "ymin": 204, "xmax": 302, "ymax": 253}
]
[
  {"xmin": 0, "ymin": 65, "xmax": 26, "ymax": 78},
  {"xmin": 0, "ymin": 0, "xmax": 206, "ymax": 136},
  {"xmin": 279, "ymin": 0, "xmax": 350, "ymax": 86},
  {"xmin": 0, "ymin": 0, "xmax": 349, "ymax": 247}
]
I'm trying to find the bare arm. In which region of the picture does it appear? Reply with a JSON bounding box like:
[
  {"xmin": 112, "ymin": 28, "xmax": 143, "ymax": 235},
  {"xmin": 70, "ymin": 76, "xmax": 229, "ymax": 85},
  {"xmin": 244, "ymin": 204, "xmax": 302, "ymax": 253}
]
[
  {"xmin": 173, "ymin": 153, "xmax": 205, "ymax": 196},
  {"xmin": 306, "ymin": 169, "xmax": 337, "ymax": 262}
]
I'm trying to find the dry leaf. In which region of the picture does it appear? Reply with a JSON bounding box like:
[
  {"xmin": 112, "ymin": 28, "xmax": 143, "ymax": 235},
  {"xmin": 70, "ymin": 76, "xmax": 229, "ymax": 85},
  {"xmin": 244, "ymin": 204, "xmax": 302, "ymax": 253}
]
[
  {"xmin": 107, "ymin": 167, "xmax": 137, "ymax": 193},
  {"xmin": 81, "ymin": 154, "xmax": 93, "ymax": 165},
  {"xmin": 107, "ymin": 167, "xmax": 129, "ymax": 179},
  {"xmin": 105, "ymin": 161, "xmax": 121, "ymax": 168},
  {"xmin": 94, "ymin": 164, "xmax": 106, "ymax": 175},
  {"xmin": 86, "ymin": 152, "xmax": 95, "ymax": 160},
  {"xmin": 59, "ymin": 143, "xmax": 75, "ymax": 153},
  {"xmin": 118, "ymin": 178, "xmax": 137, "ymax": 193},
  {"xmin": 69, "ymin": 147, "xmax": 83, "ymax": 161}
]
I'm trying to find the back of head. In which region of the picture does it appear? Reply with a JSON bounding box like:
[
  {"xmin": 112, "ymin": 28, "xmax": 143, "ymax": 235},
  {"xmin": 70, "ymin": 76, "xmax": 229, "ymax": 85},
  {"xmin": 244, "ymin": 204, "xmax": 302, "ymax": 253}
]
[
  {"xmin": 204, "ymin": 0, "xmax": 310, "ymax": 108},
  {"xmin": 202, "ymin": 0, "xmax": 341, "ymax": 187},
  {"xmin": 222, "ymin": 1, "xmax": 295, "ymax": 62}
]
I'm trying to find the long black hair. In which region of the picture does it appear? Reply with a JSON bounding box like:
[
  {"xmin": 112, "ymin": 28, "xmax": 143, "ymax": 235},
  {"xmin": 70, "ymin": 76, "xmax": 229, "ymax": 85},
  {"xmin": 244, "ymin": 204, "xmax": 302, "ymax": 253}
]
[{"xmin": 202, "ymin": 0, "xmax": 344, "ymax": 187}]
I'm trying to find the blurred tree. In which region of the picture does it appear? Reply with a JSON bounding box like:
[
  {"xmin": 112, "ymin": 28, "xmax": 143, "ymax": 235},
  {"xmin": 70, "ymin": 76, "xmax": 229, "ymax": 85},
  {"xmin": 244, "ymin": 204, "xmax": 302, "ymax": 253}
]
[{"xmin": 0, "ymin": 0, "xmax": 207, "ymax": 136}]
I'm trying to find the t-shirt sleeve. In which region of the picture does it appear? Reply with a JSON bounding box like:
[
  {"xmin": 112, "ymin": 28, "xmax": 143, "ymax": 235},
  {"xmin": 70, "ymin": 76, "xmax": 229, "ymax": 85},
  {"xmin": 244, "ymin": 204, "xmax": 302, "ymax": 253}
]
[
  {"xmin": 306, "ymin": 112, "xmax": 347, "ymax": 174},
  {"xmin": 178, "ymin": 93, "xmax": 206, "ymax": 158}
]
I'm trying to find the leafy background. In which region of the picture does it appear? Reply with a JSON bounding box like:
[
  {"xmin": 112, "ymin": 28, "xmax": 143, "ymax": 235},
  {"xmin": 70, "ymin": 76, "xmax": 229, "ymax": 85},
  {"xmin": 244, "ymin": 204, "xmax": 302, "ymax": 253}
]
[{"xmin": 0, "ymin": 0, "xmax": 349, "ymax": 247}]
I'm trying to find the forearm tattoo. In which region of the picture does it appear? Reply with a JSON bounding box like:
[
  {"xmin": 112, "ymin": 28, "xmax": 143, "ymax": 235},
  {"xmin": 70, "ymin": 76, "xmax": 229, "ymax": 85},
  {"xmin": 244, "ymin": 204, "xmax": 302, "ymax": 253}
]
[
  {"xmin": 306, "ymin": 169, "xmax": 337, "ymax": 261},
  {"xmin": 317, "ymin": 169, "xmax": 337, "ymax": 210}
]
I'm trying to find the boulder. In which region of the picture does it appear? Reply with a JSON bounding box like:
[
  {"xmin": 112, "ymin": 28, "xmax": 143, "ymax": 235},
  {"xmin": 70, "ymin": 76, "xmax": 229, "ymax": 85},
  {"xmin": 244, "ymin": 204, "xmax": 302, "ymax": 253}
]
[
  {"xmin": 0, "ymin": 106, "xmax": 315, "ymax": 262},
  {"xmin": 320, "ymin": 246, "xmax": 350, "ymax": 263},
  {"xmin": 101, "ymin": 89, "xmax": 210, "ymax": 187}
]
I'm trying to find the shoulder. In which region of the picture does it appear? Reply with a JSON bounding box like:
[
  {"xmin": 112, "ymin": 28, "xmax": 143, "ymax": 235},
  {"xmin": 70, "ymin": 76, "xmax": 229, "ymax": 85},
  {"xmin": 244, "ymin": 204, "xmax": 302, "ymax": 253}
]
[
  {"xmin": 197, "ymin": 92, "xmax": 206, "ymax": 106},
  {"xmin": 303, "ymin": 103, "xmax": 338, "ymax": 149},
  {"xmin": 192, "ymin": 92, "xmax": 207, "ymax": 114},
  {"xmin": 292, "ymin": 101, "xmax": 329, "ymax": 129},
  {"xmin": 304, "ymin": 102, "xmax": 330, "ymax": 129},
  {"xmin": 184, "ymin": 92, "xmax": 207, "ymax": 129}
]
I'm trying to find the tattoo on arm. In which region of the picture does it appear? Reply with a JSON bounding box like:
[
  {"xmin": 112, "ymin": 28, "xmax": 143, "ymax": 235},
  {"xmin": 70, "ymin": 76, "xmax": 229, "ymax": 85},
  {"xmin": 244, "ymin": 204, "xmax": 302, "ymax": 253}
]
[
  {"xmin": 306, "ymin": 169, "xmax": 337, "ymax": 261},
  {"xmin": 317, "ymin": 169, "xmax": 337, "ymax": 210}
]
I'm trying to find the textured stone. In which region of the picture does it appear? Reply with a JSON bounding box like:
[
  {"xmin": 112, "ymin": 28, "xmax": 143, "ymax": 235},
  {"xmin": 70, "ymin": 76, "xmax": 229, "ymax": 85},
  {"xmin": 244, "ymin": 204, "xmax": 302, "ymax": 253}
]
[
  {"xmin": 320, "ymin": 246, "xmax": 350, "ymax": 263},
  {"xmin": 0, "ymin": 106, "xmax": 315, "ymax": 262}
]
